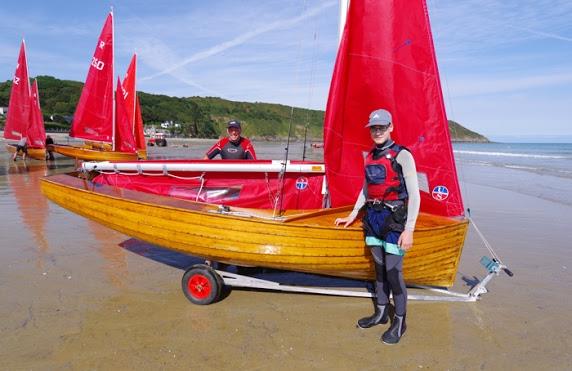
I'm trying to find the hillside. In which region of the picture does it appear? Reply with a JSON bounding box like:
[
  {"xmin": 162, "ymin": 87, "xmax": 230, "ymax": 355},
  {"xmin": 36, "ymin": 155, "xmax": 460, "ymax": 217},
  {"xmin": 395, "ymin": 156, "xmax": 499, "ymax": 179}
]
[{"xmin": 0, "ymin": 76, "xmax": 488, "ymax": 142}]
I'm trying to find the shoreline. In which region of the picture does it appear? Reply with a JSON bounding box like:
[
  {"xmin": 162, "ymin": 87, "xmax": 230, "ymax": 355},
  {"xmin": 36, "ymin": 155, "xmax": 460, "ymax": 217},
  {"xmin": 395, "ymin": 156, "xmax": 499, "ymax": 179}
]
[{"xmin": 1, "ymin": 131, "xmax": 490, "ymax": 144}]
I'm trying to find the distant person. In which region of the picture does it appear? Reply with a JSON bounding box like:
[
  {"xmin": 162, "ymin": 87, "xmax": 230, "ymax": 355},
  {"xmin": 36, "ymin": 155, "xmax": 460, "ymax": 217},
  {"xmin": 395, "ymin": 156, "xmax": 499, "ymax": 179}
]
[
  {"xmin": 204, "ymin": 120, "xmax": 257, "ymax": 160},
  {"xmin": 335, "ymin": 108, "xmax": 420, "ymax": 345},
  {"xmin": 13, "ymin": 136, "xmax": 28, "ymax": 161},
  {"xmin": 45, "ymin": 135, "xmax": 55, "ymax": 161}
]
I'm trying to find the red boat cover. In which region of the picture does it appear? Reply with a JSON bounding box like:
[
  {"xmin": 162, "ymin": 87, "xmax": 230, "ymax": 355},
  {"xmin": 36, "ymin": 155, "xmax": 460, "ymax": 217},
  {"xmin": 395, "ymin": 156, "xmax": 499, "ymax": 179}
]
[
  {"xmin": 70, "ymin": 12, "xmax": 114, "ymax": 143},
  {"xmin": 92, "ymin": 160, "xmax": 325, "ymax": 210},
  {"xmin": 4, "ymin": 40, "xmax": 30, "ymax": 141},
  {"xmin": 114, "ymin": 78, "xmax": 137, "ymax": 153},
  {"xmin": 323, "ymin": 0, "xmax": 464, "ymax": 218},
  {"xmin": 27, "ymin": 80, "xmax": 46, "ymax": 148}
]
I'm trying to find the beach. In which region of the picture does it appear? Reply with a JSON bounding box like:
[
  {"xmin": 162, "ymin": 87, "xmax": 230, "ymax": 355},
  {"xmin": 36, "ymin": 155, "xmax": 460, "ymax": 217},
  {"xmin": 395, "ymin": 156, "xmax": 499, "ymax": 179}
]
[{"xmin": 1, "ymin": 140, "xmax": 571, "ymax": 369}]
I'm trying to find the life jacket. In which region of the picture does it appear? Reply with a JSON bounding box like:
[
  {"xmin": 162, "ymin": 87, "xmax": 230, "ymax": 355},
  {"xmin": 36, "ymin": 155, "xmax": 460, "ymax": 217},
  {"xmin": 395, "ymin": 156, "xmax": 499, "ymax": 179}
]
[{"xmin": 364, "ymin": 142, "xmax": 409, "ymax": 201}]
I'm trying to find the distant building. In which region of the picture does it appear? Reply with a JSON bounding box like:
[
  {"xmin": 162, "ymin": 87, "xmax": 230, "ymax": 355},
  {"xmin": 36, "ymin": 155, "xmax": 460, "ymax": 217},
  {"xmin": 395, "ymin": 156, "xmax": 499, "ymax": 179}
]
[{"xmin": 0, "ymin": 107, "xmax": 7, "ymax": 115}]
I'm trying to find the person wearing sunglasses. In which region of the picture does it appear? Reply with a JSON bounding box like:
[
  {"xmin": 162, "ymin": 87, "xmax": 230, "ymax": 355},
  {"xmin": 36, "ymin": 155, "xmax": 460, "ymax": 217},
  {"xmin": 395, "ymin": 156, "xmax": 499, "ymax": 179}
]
[{"xmin": 335, "ymin": 108, "xmax": 420, "ymax": 345}]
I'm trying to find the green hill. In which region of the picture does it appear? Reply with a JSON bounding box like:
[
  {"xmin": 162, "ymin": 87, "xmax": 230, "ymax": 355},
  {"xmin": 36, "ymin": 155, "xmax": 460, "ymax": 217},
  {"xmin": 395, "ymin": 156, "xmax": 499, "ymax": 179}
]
[{"xmin": 0, "ymin": 76, "xmax": 488, "ymax": 142}]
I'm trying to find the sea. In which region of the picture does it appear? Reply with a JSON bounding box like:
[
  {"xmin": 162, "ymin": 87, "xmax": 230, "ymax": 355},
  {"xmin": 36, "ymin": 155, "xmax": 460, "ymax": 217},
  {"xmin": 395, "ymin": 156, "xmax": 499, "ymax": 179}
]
[{"xmin": 453, "ymin": 142, "xmax": 572, "ymax": 207}]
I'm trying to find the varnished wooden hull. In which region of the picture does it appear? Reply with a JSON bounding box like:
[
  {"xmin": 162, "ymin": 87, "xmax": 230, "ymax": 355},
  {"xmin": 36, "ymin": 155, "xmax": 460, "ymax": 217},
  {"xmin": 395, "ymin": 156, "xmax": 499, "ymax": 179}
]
[
  {"xmin": 40, "ymin": 173, "xmax": 468, "ymax": 287},
  {"xmin": 52, "ymin": 144, "xmax": 139, "ymax": 161},
  {"xmin": 6, "ymin": 144, "xmax": 46, "ymax": 160}
]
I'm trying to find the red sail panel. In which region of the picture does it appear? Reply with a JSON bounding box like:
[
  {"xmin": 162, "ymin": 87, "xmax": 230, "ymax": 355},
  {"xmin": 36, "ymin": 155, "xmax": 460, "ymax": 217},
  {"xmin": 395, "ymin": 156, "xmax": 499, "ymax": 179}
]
[
  {"xmin": 27, "ymin": 80, "xmax": 46, "ymax": 148},
  {"xmin": 114, "ymin": 78, "xmax": 137, "ymax": 153},
  {"xmin": 134, "ymin": 97, "xmax": 147, "ymax": 151},
  {"xmin": 323, "ymin": 0, "xmax": 464, "ymax": 218},
  {"xmin": 121, "ymin": 54, "xmax": 146, "ymax": 151},
  {"xmin": 70, "ymin": 12, "xmax": 114, "ymax": 143},
  {"xmin": 121, "ymin": 54, "xmax": 137, "ymax": 133},
  {"xmin": 4, "ymin": 40, "xmax": 31, "ymax": 141}
]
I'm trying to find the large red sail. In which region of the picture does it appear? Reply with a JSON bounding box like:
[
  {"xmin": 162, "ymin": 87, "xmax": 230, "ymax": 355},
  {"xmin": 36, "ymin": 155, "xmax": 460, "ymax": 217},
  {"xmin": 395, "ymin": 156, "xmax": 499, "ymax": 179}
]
[
  {"xmin": 114, "ymin": 78, "xmax": 137, "ymax": 153},
  {"xmin": 27, "ymin": 79, "xmax": 46, "ymax": 148},
  {"xmin": 4, "ymin": 40, "xmax": 31, "ymax": 141},
  {"xmin": 323, "ymin": 0, "xmax": 464, "ymax": 218},
  {"xmin": 121, "ymin": 54, "xmax": 146, "ymax": 151},
  {"xmin": 70, "ymin": 12, "xmax": 114, "ymax": 143}
]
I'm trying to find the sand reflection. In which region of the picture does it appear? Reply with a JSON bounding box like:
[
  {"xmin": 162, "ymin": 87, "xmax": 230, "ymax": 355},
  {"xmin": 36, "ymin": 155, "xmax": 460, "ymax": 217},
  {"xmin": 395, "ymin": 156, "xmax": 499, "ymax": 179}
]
[
  {"xmin": 8, "ymin": 162, "xmax": 50, "ymax": 271},
  {"xmin": 87, "ymin": 221, "xmax": 129, "ymax": 289}
]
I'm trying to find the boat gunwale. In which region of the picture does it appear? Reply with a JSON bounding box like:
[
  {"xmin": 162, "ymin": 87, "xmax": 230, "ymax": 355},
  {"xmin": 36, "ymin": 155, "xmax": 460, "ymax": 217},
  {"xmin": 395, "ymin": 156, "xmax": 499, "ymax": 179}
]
[{"xmin": 41, "ymin": 172, "xmax": 468, "ymax": 232}]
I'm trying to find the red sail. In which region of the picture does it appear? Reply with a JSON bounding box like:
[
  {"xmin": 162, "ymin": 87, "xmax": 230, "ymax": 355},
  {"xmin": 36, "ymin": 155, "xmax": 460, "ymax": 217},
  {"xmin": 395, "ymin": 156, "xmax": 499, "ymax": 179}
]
[
  {"xmin": 323, "ymin": 0, "xmax": 464, "ymax": 218},
  {"xmin": 70, "ymin": 12, "xmax": 114, "ymax": 143},
  {"xmin": 4, "ymin": 40, "xmax": 31, "ymax": 141},
  {"xmin": 27, "ymin": 80, "xmax": 46, "ymax": 148},
  {"xmin": 134, "ymin": 96, "xmax": 147, "ymax": 151},
  {"xmin": 121, "ymin": 54, "xmax": 146, "ymax": 151},
  {"xmin": 114, "ymin": 78, "xmax": 137, "ymax": 153},
  {"xmin": 121, "ymin": 54, "xmax": 137, "ymax": 132}
]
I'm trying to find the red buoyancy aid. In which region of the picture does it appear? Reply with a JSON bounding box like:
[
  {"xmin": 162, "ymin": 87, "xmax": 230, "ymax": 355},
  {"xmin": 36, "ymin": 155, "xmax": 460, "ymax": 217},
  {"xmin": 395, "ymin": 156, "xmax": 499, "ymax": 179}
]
[{"xmin": 364, "ymin": 142, "xmax": 409, "ymax": 201}]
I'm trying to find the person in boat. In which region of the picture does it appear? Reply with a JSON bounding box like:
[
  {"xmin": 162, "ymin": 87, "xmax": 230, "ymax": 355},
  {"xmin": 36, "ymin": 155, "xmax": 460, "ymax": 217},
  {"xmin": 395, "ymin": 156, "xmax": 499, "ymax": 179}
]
[
  {"xmin": 204, "ymin": 120, "xmax": 257, "ymax": 160},
  {"xmin": 13, "ymin": 135, "xmax": 28, "ymax": 161},
  {"xmin": 45, "ymin": 135, "xmax": 55, "ymax": 161},
  {"xmin": 334, "ymin": 108, "xmax": 420, "ymax": 345}
]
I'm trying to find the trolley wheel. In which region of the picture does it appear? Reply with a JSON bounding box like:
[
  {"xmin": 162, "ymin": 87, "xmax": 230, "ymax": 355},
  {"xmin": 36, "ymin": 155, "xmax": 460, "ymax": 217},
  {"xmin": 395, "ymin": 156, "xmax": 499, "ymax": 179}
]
[{"xmin": 181, "ymin": 264, "xmax": 223, "ymax": 305}]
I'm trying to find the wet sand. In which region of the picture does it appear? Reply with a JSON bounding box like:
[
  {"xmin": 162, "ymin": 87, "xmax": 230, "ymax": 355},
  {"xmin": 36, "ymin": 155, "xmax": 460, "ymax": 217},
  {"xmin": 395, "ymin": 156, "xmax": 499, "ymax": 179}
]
[{"xmin": 1, "ymin": 141, "xmax": 571, "ymax": 369}]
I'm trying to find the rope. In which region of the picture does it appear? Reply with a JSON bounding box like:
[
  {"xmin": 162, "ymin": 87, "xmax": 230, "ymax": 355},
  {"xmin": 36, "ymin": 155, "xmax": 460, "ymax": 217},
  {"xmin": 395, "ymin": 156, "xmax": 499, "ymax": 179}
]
[
  {"xmin": 96, "ymin": 169, "xmax": 204, "ymax": 180},
  {"xmin": 467, "ymin": 212, "xmax": 504, "ymax": 265},
  {"xmin": 195, "ymin": 172, "xmax": 206, "ymax": 202}
]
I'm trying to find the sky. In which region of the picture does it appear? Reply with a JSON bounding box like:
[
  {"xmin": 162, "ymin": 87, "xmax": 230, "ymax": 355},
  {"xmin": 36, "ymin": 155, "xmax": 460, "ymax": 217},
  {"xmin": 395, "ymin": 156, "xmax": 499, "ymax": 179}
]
[{"xmin": 0, "ymin": 0, "xmax": 571, "ymax": 142}]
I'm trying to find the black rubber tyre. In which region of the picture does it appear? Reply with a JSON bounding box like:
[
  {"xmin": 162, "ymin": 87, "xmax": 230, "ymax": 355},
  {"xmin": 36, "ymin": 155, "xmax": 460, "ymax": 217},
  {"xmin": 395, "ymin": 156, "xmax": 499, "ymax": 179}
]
[{"xmin": 181, "ymin": 264, "xmax": 223, "ymax": 305}]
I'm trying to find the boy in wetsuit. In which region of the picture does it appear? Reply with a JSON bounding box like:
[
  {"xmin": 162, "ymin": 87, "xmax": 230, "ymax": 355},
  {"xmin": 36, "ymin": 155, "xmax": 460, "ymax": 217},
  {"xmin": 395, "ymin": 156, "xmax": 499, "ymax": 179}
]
[{"xmin": 335, "ymin": 108, "xmax": 420, "ymax": 345}]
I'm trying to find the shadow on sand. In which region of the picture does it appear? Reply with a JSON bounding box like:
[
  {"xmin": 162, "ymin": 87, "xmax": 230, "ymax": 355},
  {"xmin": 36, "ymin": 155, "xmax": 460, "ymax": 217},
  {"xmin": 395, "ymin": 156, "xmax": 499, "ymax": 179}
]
[{"xmin": 119, "ymin": 238, "xmax": 370, "ymax": 289}]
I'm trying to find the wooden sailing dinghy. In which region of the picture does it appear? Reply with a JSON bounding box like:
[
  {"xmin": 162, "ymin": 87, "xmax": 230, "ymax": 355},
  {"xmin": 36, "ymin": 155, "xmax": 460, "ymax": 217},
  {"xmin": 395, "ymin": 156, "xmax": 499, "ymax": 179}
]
[
  {"xmin": 52, "ymin": 12, "xmax": 144, "ymax": 161},
  {"xmin": 41, "ymin": 1, "xmax": 469, "ymax": 295},
  {"xmin": 4, "ymin": 41, "xmax": 47, "ymax": 160}
]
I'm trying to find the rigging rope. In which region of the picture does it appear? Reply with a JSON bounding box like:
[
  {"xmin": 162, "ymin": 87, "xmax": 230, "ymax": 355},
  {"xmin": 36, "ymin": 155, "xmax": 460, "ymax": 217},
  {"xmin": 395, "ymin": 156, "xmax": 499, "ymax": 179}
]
[
  {"xmin": 276, "ymin": 0, "xmax": 313, "ymax": 217},
  {"xmin": 467, "ymin": 212, "xmax": 504, "ymax": 265}
]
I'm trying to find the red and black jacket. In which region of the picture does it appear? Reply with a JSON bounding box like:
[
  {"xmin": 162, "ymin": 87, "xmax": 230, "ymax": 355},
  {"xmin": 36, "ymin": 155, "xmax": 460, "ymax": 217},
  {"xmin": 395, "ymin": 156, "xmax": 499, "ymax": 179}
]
[
  {"xmin": 364, "ymin": 142, "xmax": 409, "ymax": 201},
  {"xmin": 206, "ymin": 137, "xmax": 257, "ymax": 160}
]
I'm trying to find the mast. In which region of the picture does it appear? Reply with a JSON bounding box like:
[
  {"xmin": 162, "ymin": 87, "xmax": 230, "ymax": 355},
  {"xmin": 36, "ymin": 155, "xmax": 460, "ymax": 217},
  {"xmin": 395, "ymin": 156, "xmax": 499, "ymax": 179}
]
[
  {"xmin": 111, "ymin": 8, "xmax": 116, "ymax": 151},
  {"xmin": 338, "ymin": 0, "xmax": 349, "ymax": 43},
  {"xmin": 23, "ymin": 39, "xmax": 31, "ymax": 100},
  {"xmin": 132, "ymin": 54, "xmax": 137, "ymax": 134}
]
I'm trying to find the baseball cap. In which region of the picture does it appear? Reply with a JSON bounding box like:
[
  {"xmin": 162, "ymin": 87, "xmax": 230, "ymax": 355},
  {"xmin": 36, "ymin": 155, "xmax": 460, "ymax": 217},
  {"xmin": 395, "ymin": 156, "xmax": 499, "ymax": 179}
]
[
  {"xmin": 365, "ymin": 109, "xmax": 392, "ymax": 128},
  {"xmin": 227, "ymin": 120, "xmax": 241, "ymax": 129}
]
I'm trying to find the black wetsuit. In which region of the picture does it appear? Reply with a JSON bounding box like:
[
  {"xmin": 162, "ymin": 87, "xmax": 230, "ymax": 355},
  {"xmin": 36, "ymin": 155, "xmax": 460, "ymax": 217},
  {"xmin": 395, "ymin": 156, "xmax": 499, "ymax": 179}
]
[{"xmin": 205, "ymin": 137, "xmax": 256, "ymax": 160}]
